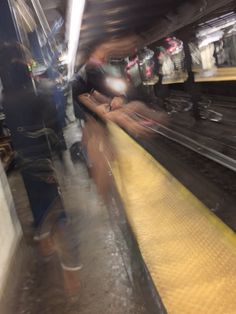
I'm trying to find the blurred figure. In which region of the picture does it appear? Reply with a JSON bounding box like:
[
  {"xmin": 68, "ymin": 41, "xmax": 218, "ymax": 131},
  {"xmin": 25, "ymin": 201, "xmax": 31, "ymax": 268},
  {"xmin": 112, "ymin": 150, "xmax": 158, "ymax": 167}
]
[
  {"xmin": 79, "ymin": 92, "xmax": 168, "ymax": 138},
  {"xmin": 1, "ymin": 59, "xmax": 61, "ymax": 230},
  {"xmin": 78, "ymin": 91, "xmax": 168, "ymax": 202},
  {"xmin": 72, "ymin": 56, "xmax": 115, "ymax": 125},
  {"xmin": 34, "ymin": 67, "xmax": 67, "ymax": 152},
  {"xmin": 0, "ymin": 45, "xmax": 81, "ymax": 296},
  {"xmin": 72, "ymin": 53, "xmax": 146, "ymax": 124},
  {"xmin": 82, "ymin": 116, "xmax": 114, "ymax": 200}
]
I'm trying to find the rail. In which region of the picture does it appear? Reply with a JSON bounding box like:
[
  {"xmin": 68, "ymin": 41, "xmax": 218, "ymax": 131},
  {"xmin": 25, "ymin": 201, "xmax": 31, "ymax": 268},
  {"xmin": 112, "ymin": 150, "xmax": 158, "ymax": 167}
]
[{"xmin": 147, "ymin": 120, "xmax": 236, "ymax": 172}]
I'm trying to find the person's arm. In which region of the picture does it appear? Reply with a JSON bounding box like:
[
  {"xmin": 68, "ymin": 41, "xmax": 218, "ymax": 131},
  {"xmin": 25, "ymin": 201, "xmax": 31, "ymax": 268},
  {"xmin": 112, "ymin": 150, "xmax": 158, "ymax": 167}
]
[{"xmin": 78, "ymin": 94, "xmax": 109, "ymax": 120}]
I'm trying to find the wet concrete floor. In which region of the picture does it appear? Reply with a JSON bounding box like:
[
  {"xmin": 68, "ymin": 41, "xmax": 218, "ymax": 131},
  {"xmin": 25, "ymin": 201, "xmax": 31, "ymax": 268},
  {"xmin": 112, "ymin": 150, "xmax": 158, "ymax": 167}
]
[{"xmin": 6, "ymin": 123, "xmax": 150, "ymax": 314}]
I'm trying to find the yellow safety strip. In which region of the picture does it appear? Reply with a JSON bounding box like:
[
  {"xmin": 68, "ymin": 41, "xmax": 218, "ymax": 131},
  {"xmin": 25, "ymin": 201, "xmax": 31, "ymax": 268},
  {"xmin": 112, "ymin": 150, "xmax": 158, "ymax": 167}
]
[{"xmin": 108, "ymin": 122, "xmax": 236, "ymax": 314}]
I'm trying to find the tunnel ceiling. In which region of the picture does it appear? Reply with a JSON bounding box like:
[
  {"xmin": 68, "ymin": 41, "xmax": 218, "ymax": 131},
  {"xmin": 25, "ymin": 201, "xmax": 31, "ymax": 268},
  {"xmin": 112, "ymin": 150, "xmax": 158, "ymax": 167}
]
[{"xmin": 40, "ymin": 0, "xmax": 236, "ymax": 63}]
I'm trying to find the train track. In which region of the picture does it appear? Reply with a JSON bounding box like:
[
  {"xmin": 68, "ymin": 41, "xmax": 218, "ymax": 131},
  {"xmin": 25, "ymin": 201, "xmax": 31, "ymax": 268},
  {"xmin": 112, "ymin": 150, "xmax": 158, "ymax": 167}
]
[
  {"xmin": 134, "ymin": 107, "xmax": 236, "ymax": 230},
  {"xmin": 134, "ymin": 108, "xmax": 236, "ymax": 172},
  {"xmin": 156, "ymin": 135, "xmax": 236, "ymax": 198},
  {"xmin": 149, "ymin": 122, "xmax": 236, "ymax": 172},
  {"xmin": 137, "ymin": 128, "xmax": 236, "ymax": 232}
]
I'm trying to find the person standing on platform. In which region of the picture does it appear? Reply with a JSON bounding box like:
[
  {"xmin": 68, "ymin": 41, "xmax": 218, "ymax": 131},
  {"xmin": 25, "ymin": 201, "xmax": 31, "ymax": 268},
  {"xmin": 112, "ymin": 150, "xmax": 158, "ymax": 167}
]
[
  {"xmin": 1, "ymin": 59, "xmax": 61, "ymax": 231},
  {"xmin": 0, "ymin": 45, "xmax": 81, "ymax": 296}
]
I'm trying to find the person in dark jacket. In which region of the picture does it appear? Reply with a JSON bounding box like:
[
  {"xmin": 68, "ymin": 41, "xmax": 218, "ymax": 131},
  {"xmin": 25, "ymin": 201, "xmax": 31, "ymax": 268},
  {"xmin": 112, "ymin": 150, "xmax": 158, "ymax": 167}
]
[
  {"xmin": 2, "ymin": 59, "xmax": 61, "ymax": 229},
  {"xmin": 0, "ymin": 45, "xmax": 81, "ymax": 295}
]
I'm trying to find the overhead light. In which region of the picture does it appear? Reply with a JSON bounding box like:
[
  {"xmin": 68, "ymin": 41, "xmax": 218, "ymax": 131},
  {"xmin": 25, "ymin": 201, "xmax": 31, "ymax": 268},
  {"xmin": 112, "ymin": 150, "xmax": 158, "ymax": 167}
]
[
  {"xmin": 67, "ymin": 0, "xmax": 86, "ymax": 79},
  {"xmin": 106, "ymin": 77, "xmax": 127, "ymax": 95},
  {"xmin": 197, "ymin": 12, "xmax": 236, "ymax": 38}
]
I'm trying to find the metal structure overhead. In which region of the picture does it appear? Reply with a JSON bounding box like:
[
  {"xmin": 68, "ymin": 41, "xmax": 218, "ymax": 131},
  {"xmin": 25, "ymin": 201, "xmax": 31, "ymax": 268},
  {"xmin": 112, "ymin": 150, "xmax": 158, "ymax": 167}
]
[{"xmin": 40, "ymin": 0, "xmax": 236, "ymax": 63}]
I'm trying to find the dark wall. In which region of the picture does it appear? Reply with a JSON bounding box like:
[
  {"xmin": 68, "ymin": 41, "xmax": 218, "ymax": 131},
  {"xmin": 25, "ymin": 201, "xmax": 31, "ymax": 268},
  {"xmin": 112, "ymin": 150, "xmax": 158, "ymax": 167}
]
[{"xmin": 198, "ymin": 81, "xmax": 236, "ymax": 97}]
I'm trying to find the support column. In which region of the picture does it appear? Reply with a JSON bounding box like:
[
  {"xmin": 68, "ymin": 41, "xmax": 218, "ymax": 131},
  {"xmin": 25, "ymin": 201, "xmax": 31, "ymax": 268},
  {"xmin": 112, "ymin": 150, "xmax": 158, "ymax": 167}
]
[{"xmin": 183, "ymin": 39, "xmax": 201, "ymax": 121}]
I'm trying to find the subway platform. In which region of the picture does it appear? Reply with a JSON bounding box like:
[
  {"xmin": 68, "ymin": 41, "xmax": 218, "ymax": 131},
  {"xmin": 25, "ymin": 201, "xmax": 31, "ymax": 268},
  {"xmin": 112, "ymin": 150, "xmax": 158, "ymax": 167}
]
[
  {"xmin": 4, "ymin": 123, "xmax": 153, "ymax": 314},
  {"xmin": 3, "ymin": 120, "xmax": 236, "ymax": 314}
]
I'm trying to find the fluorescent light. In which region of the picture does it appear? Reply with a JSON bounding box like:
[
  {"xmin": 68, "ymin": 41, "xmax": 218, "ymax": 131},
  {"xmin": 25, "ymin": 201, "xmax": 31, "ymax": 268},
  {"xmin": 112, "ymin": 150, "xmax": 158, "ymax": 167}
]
[
  {"xmin": 67, "ymin": 0, "xmax": 85, "ymax": 79},
  {"xmin": 197, "ymin": 12, "xmax": 236, "ymax": 38}
]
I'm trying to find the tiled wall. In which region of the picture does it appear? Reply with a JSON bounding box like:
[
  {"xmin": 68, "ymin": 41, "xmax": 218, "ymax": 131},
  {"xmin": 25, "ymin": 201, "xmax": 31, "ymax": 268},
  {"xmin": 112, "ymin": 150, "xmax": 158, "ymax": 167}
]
[{"xmin": 0, "ymin": 161, "xmax": 22, "ymax": 300}]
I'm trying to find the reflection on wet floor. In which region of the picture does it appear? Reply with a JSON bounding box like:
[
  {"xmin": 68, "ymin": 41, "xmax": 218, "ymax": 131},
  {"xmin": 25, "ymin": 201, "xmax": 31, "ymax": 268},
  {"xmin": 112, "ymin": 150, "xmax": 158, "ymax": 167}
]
[{"xmin": 7, "ymin": 123, "xmax": 149, "ymax": 314}]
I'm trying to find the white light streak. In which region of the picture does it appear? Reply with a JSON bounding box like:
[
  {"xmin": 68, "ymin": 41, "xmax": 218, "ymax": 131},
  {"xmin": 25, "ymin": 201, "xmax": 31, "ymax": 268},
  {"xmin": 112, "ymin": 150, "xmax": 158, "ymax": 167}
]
[
  {"xmin": 31, "ymin": 0, "xmax": 51, "ymax": 38},
  {"xmin": 67, "ymin": 0, "xmax": 85, "ymax": 79},
  {"xmin": 16, "ymin": 0, "xmax": 36, "ymax": 32}
]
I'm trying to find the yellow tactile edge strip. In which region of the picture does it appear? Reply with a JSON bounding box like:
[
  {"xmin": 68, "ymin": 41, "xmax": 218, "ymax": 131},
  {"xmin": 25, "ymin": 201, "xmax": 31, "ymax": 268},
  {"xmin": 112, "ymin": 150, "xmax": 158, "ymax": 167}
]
[{"xmin": 108, "ymin": 122, "xmax": 236, "ymax": 314}]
